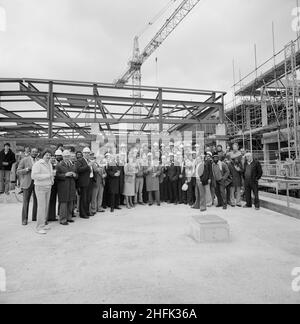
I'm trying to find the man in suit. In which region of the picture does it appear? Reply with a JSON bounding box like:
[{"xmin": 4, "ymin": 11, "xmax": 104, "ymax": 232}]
[
  {"xmin": 243, "ymin": 153, "xmax": 263, "ymax": 210},
  {"xmin": 75, "ymin": 147, "xmax": 92, "ymax": 219},
  {"xmin": 177, "ymin": 154, "xmax": 186, "ymax": 204},
  {"xmin": 47, "ymin": 150, "xmax": 63, "ymax": 222},
  {"xmin": 212, "ymin": 154, "xmax": 230, "ymax": 210},
  {"xmin": 106, "ymin": 154, "xmax": 121, "ymax": 213},
  {"xmin": 56, "ymin": 150, "xmax": 77, "ymax": 225},
  {"xmin": 90, "ymin": 154, "xmax": 106, "ymax": 214},
  {"xmin": 17, "ymin": 148, "xmax": 38, "ymax": 225},
  {"xmin": 167, "ymin": 153, "xmax": 180, "ymax": 205}
]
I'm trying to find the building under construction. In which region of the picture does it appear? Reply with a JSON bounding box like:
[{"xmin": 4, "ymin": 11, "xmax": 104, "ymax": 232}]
[{"xmin": 225, "ymin": 37, "xmax": 300, "ymax": 196}]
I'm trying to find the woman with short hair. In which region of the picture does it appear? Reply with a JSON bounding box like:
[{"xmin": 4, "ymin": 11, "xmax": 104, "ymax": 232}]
[
  {"xmin": 123, "ymin": 155, "xmax": 137, "ymax": 209},
  {"xmin": 32, "ymin": 149, "xmax": 54, "ymax": 234}
]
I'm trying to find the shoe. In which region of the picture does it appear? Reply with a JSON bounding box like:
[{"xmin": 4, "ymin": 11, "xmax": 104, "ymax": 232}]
[
  {"xmin": 223, "ymin": 206, "xmax": 227, "ymax": 210},
  {"xmin": 110, "ymin": 208, "xmax": 114, "ymax": 213},
  {"xmin": 22, "ymin": 221, "xmax": 28, "ymax": 226},
  {"xmin": 67, "ymin": 220, "xmax": 75, "ymax": 223},
  {"xmin": 255, "ymin": 207, "xmax": 260, "ymax": 210},
  {"xmin": 138, "ymin": 202, "xmax": 145, "ymax": 205},
  {"xmin": 236, "ymin": 204, "xmax": 242, "ymax": 207},
  {"xmin": 157, "ymin": 204, "xmax": 161, "ymax": 206},
  {"xmin": 231, "ymin": 205, "xmax": 236, "ymax": 207},
  {"xmin": 243, "ymin": 205, "xmax": 252, "ymax": 208},
  {"xmin": 60, "ymin": 222, "xmax": 69, "ymax": 226},
  {"xmin": 148, "ymin": 203, "xmax": 153, "ymax": 206},
  {"xmin": 126, "ymin": 205, "xmax": 132, "ymax": 209},
  {"xmin": 216, "ymin": 205, "xmax": 222, "ymax": 208},
  {"xmin": 98, "ymin": 209, "xmax": 105, "ymax": 213},
  {"xmin": 115, "ymin": 207, "xmax": 121, "ymax": 210},
  {"xmin": 36, "ymin": 229, "xmax": 47, "ymax": 235},
  {"xmin": 80, "ymin": 216, "xmax": 89, "ymax": 219},
  {"xmin": 200, "ymin": 209, "xmax": 207, "ymax": 212}
]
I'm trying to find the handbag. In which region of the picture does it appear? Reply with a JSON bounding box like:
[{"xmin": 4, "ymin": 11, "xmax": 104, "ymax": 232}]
[{"xmin": 182, "ymin": 183, "xmax": 188, "ymax": 192}]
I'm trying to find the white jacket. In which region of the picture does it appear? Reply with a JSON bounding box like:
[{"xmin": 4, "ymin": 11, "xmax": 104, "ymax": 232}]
[{"xmin": 32, "ymin": 159, "xmax": 54, "ymax": 187}]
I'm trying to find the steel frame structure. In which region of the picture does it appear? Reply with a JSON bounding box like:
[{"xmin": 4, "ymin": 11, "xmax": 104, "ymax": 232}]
[{"xmin": 0, "ymin": 78, "xmax": 226, "ymax": 142}]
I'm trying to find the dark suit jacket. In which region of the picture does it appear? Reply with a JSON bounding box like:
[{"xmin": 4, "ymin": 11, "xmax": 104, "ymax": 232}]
[
  {"xmin": 200, "ymin": 162, "xmax": 211, "ymax": 186},
  {"xmin": 56, "ymin": 161, "xmax": 77, "ymax": 202},
  {"xmin": 244, "ymin": 159, "xmax": 263, "ymax": 184},
  {"xmin": 167, "ymin": 163, "xmax": 180, "ymax": 182},
  {"xmin": 75, "ymin": 158, "xmax": 91, "ymax": 188},
  {"xmin": 106, "ymin": 165, "xmax": 121, "ymax": 194},
  {"xmin": 0, "ymin": 149, "xmax": 16, "ymax": 171}
]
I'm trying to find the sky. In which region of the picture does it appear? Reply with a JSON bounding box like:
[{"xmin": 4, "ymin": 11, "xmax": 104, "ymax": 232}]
[{"xmin": 0, "ymin": 0, "xmax": 298, "ymax": 104}]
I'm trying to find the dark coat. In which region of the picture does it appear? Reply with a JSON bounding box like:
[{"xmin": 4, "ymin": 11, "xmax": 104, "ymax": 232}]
[
  {"xmin": 228, "ymin": 161, "xmax": 243, "ymax": 187},
  {"xmin": 159, "ymin": 166, "xmax": 168, "ymax": 184},
  {"xmin": 167, "ymin": 163, "xmax": 180, "ymax": 182},
  {"xmin": 55, "ymin": 161, "xmax": 77, "ymax": 202},
  {"xmin": 0, "ymin": 149, "xmax": 16, "ymax": 171},
  {"xmin": 204, "ymin": 159, "xmax": 213, "ymax": 183},
  {"xmin": 106, "ymin": 165, "xmax": 121, "ymax": 194},
  {"xmin": 200, "ymin": 162, "xmax": 211, "ymax": 186},
  {"xmin": 244, "ymin": 159, "xmax": 263, "ymax": 184},
  {"xmin": 118, "ymin": 165, "xmax": 125, "ymax": 194},
  {"xmin": 75, "ymin": 158, "xmax": 91, "ymax": 188},
  {"xmin": 212, "ymin": 161, "xmax": 231, "ymax": 187}
]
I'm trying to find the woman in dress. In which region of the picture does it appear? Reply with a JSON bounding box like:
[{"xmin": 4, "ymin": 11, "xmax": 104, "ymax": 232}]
[{"xmin": 123, "ymin": 155, "xmax": 136, "ymax": 209}]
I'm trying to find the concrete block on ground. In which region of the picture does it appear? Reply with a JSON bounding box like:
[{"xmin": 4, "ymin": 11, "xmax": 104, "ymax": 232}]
[{"xmin": 188, "ymin": 214, "xmax": 230, "ymax": 243}]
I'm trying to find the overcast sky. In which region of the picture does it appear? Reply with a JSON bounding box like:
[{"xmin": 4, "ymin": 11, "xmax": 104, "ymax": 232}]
[{"xmin": 0, "ymin": 0, "xmax": 298, "ymax": 104}]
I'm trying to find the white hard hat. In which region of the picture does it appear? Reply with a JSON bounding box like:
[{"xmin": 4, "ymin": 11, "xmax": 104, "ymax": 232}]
[
  {"xmin": 55, "ymin": 149, "xmax": 63, "ymax": 156},
  {"xmin": 83, "ymin": 147, "xmax": 91, "ymax": 153},
  {"xmin": 62, "ymin": 150, "xmax": 71, "ymax": 157}
]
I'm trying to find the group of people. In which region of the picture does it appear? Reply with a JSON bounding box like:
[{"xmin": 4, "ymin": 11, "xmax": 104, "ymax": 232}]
[{"xmin": 0, "ymin": 141, "xmax": 263, "ymax": 235}]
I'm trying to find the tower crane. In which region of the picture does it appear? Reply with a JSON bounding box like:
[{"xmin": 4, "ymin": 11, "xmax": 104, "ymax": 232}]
[
  {"xmin": 115, "ymin": 0, "xmax": 201, "ymax": 88},
  {"xmin": 115, "ymin": 0, "xmax": 202, "ymax": 131}
]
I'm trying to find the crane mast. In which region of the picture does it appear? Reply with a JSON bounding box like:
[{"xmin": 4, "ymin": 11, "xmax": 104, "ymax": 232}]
[
  {"xmin": 116, "ymin": 0, "xmax": 201, "ymax": 87},
  {"xmin": 115, "ymin": 0, "xmax": 201, "ymax": 131}
]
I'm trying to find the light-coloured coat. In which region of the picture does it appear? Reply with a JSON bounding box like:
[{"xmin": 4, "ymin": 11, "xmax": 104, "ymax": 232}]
[{"xmin": 17, "ymin": 156, "xmax": 36, "ymax": 189}]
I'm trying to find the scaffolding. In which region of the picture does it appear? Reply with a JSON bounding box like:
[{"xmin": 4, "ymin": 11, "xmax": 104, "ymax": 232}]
[
  {"xmin": 226, "ymin": 37, "xmax": 300, "ymax": 159},
  {"xmin": 284, "ymin": 41, "xmax": 300, "ymax": 160},
  {"xmin": 226, "ymin": 37, "xmax": 300, "ymax": 183}
]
